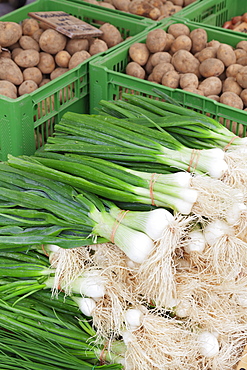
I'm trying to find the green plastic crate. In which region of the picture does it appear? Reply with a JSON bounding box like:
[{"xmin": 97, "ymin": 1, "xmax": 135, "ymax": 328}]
[
  {"xmin": 0, "ymin": 0, "xmax": 154, "ymax": 161},
  {"xmin": 89, "ymin": 18, "xmax": 247, "ymax": 137},
  {"xmin": 180, "ymin": 0, "xmax": 247, "ymax": 30}
]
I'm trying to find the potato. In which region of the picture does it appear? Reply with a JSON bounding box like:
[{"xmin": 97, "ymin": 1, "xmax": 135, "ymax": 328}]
[
  {"xmin": 18, "ymin": 80, "xmax": 38, "ymax": 96},
  {"xmin": 144, "ymin": 56, "xmax": 154, "ymax": 74},
  {"xmin": 207, "ymin": 95, "xmax": 220, "ymax": 102},
  {"xmin": 150, "ymin": 52, "xmax": 171, "ymax": 66},
  {"xmin": 39, "ymin": 29, "xmax": 67, "ymax": 54},
  {"xmin": 128, "ymin": 0, "xmax": 156, "ymax": 17},
  {"xmin": 11, "ymin": 47, "xmax": 23, "ymax": 60},
  {"xmin": 236, "ymin": 66, "xmax": 247, "ymax": 88},
  {"xmin": 159, "ymin": 3, "xmax": 181, "ymax": 18},
  {"xmin": 32, "ymin": 29, "xmax": 44, "ymax": 43},
  {"xmin": 19, "ymin": 36, "xmax": 40, "ymax": 51},
  {"xmin": 170, "ymin": 35, "xmax": 192, "ymax": 54},
  {"xmin": 236, "ymin": 41, "xmax": 247, "ymax": 52},
  {"xmin": 23, "ymin": 67, "xmax": 42, "ymax": 85},
  {"xmin": 236, "ymin": 56, "xmax": 247, "ymax": 66},
  {"xmin": 163, "ymin": 33, "xmax": 175, "ymax": 51},
  {"xmin": 112, "ymin": 0, "xmax": 130, "ymax": 10},
  {"xmin": 50, "ymin": 68, "xmax": 69, "ymax": 80},
  {"xmin": 126, "ymin": 61, "xmax": 146, "ymax": 79},
  {"xmin": 0, "ymin": 22, "xmax": 22, "ymax": 47},
  {"xmin": 240, "ymin": 89, "xmax": 247, "ymax": 106},
  {"xmin": 220, "ymin": 91, "xmax": 244, "ymax": 110},
  {"xmin": 198, "ymin": 76, "xmax": 222, "ymax": 96},
  {"xmin": 14, "ymin": 49, "xmax": 40, "ymax": 68},
  {"xmin": 65, "ymin": 38, "xmax": 89, "ymax": 55},
  {"xmin": 226, "ymin": 64, "xmax": 243, "ymax": 78},
  {"xmin": 0, "ymin": 87, "xmax": 17, "ymax": 99},
  {"xmin": 172, "ymin": 50, "xmax": 200, "ymax": 75},
  {"xmin": 37, "ymin": 52, "xmax": 55, "ymax": 74},
  {"xmin": 39, "ymin": 78, "xmax": 51, "ymax": 87},
  {"xmin": 184, "ymin": 0, "xmax": 197, "ymax": 5},
  {"xmin": 99, "ymin": 23, "xmax": 123, "ymax": 48},
  {"xmin": 68, "ymin": 50, "xmax": 91, "ymax": 70},
  {"xmin": 1, "ymin": 50, "xmax": 11, "ymax": 59},
  {"xmin": 183, "ymin": 87, "xmax": 204, "ymax": 96},
  {"xmin": 129, "ymin": 43, "xmax": 150, "ymax": 66},
  {"xmin": 22, "ymin": 18, "xmax": 40, "ymax": 36},
  {"xmin": 190, "ymin": 28, "xmax": 207, "ymax": 54},
  {"xmin": 197, "ymin": 47, "xmax": 217, "ymax": 62},
  {"xmin": 172, "ymin": 0, "xmax": 184, "ymax": 6},
  {"xmin": 89, "ymin": 39, "xmax": 108, "ymax": 56},
  {"xmin": 146, "ymin": 29, "xmax": 167, "ymax": 53},
  {"xmin": 55, "ymin": 51, "xmax": 71, "ymax": 68},
  {"xmin": 179, "ymin": 73, "xmax": 198, "ymax": 89},
  {"xmin": 206, "ymin": 40, "xmax": 220, "ymax": 50},
  {"xmin": 100, "ymin": 2, "xmax": 115, "ymax": 8},
  {"xmin": 161, "ymin": 70, "xmax": 180, "ymax": 88},
  {"xmin": 222, "ymin": 77, "xmax": 242, "ymax": 96},
  {"xmin": 216, "ymin": 44, "xmax": 236, "ymax": 67},
  {"xmin": 234, "ymin": 49, "xmax": 247, "ymax": 60},
  {"xmin": 152, "ymin": 62, "xmax": 174, "ymax": 83},
  {"xmin": 0, "ymin": 80, "xmax": 17, "ymax": 95},
  {"xmin": 167, "ymin": 23, "xmax": 190, "ymax": 38},
  {"xmin": 199, "ymin": 58, "xmax": 225, "ymax": 78},
  {"xmin": 0, "ymin": 58, "xmax": 23, "ymax": 85}
]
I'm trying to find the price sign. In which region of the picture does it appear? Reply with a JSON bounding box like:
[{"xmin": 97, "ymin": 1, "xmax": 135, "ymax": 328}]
[{"xmin": 28, "ymin": 11, "xmax": 103, "ymax": 39}]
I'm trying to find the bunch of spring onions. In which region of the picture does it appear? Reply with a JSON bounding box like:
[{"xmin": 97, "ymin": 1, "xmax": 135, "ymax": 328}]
[
  {"xmin": 41, "ymin": 109, "xmax": 228, "ymax": 180},
  {"xmin": 0, "ymin": 264, "xmax": 126, "ymax": 369}
]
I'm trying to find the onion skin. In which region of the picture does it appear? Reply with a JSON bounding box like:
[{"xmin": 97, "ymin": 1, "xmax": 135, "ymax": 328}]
[
  {"xmin": 232, "ymin": 16, "xmax": 242, "ymax": 25},
  {"xmin": 222, "ymin": 21, "xmax": 233, "ymax": 29}
]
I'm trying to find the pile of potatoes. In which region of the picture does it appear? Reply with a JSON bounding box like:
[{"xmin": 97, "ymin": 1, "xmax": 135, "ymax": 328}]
[
  {"xmin": 82, "ymin": 0, "xmax": 197, "ymax": 21},
  {"xmin": 126, "ymin": 24, "xmax": 247, "ymax": 111},
  {"xmin": 0, "ymin": 18, "xmax": 123, "ymax": 99}
]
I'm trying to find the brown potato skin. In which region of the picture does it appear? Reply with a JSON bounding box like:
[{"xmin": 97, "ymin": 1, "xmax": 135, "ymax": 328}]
[
  {"xmin": 146, "ymin": 29, "xmax": 167, "ymax": 53},
  {"xmin": 236, "ymin": 66, "xmax": 247, "ymax": 89},
  {"xmin": 150, "ymin": 52, "xmax": 171, "ymax": 66},
  {"xmin": 179, "ymin": 73, "xmax": 198, "ymax": 89},
  {"xmin": 55, "ymin": 51, "xmax": 71, "ymax": 68},
  {"xmin": 89, "ymin": 39, "xmax": 108, "ymax": 56},
  {"xmin": 39, "ymin": 29, "xmax": 67, "ymax": 54},
  {"xmin": 161, "ymin": 70, "xmax": 180, "ymax": 88},
  {"xmin": 22, "ymin": 18, "xmax": 40, "ymax": 36},
  {"xmin": 172, "ymin": 50, "xmax": 200, "ymax": 75},
  {"xmin": 37, "ymin": 52, "xmax": 55, "ymax": 74},
  {"xmin": 99, "ymin": 23, "xmax": 123, "ymax": 48},
  {"xmin": 226, "ymin": 64, "xmax": 243, "ymax": 78},
  {"xmin": 23, "ymin": 67, "xmax": 43, "ymax": 85},
  {"xmin": 152, "ymin": 62, "xmax": 174, "ymax": 83},
  {"xmin": 14, "ymin": 49, "xmax": 40, "ymax": 68},
  {"xmin": 170, "ymin": 35, "xmax": 192, "ymax": 54},
  {"xmin": 126, "ymin": 61, "xmax": 146, "ymax": 79},
  {"xmin": 68, "ymin": 51, "xmax": 91, "ymax": 70},
  {"xmin": 129, "ymin": 43, "xmax": 150, "ymax": 66},
  {"xmin": 18, "ymin": 80, "xmax": 38, "ymax": 96},
  {"xmin": 216, "ymin": 44, "xmax": 236, "ymax": 67},
  {"xmin": 19, "ymin": 36, "xmax": 40, "ymax": 51},
  {"xmin": 50, "ymin": 68, "xmax": 69, "ymax": 80},
  {"xmin": 65, "ymin": 39, "xmax": 89, "ymax": 55},
  {"xmin": 0, "ymin": 58, "xmax": 23, "ymax": 85},
  {"xmin": 199, "ymin": 58, "xmax": 225, "ymax": 78},
  {"xmin": 222, "ymin": 77, "xmax": 242, "ymax": 96},
  {"xmin": 190, "ymin": 28, "xmax": 207, "ymax": 54},
  {"xmin": 0, "ymin": 22, "xmax": 22, "ymax": 47},
  {"xmin": 220, "ymin": 91, "xmax": 244, "ymax": 110},
  {"xmin": 167, "ymin": 23, "xmax": 190, "ymax": 38},
  {"xmin": 198, "ymin": 76, "xmax": 222, "ymax": 96}
]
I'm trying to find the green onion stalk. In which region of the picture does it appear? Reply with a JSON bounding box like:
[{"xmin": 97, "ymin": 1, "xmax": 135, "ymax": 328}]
[
  {"xmin": 0, "ymin": 293, "xmax": 126, "ymax": 369},
  {"xmin": 0, "ymin": 160, "xmax": 162, "ymax": 263},
  {"xmin": 31, "ymin": 148, "xmax": 244, "ymax": 225},
  {"xmin": 97, "ymin": 91, "xmax": 247, "ymax": 202},
  {"xmin": 41, "ymin": 110, "xmax": 229, "ymax": 180}
]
